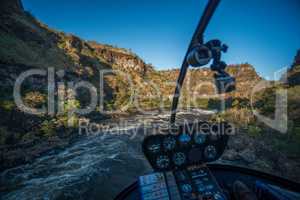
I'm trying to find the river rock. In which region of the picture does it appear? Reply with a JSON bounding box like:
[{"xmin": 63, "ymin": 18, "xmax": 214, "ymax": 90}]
[
  {"xmin": 238, "ymin": 149, "xmax": 256, "ymax": 163},
  {"xmin": 222, "ymin": 149, "xmax": 239, "ymax": 161},
  {"xmin": 227, "ymin": 136, "xmax": 247, "ymax": 151}
]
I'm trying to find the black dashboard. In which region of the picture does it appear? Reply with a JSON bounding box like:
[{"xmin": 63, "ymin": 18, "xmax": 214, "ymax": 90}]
[
  {"xmin": 142, "ymin": 121, "xmax": 232, "ymax": 171},
  {"xmin": 139, "ymin": 121, "xmax": 232, "ymax": 199},
  {"xmin": 114, "ymin": 121, "xmax": 300, "ymax": 200},
  {"xmin": 115, "ymin": 164, "xmax": 300, "ymax": 200}
]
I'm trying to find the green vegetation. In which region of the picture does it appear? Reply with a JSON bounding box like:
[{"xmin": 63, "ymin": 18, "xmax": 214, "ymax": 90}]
[
  {"xmin": 210, "ymin": 77, "xmax": 300, "ymax": 156},
  {"xmin": 212, "ymin": 108, "xmax": 254, "ymax": 127},
  {"xmin": 0, "ymin": 100, "xmax": 15, "ymax": 111},
  {"xmin": 0, "ymin": 127, "xmax": 9, "ymax": 145},
  {"xmin": 23, "ymin": 91, "xmax": 46, "ymax": 108},
  {"xmin": 40, "ymin": 120, "xmax": 56, "ymax": 137},
  {"xmin": 247, "ymin": 125, "xmax": 262, "ymax": 137}
]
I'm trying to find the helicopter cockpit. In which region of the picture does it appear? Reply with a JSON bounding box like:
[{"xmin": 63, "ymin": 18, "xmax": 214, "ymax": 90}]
[{"xmin": 114, "ymin": 0, "xmax": 300, "ymax": 199}]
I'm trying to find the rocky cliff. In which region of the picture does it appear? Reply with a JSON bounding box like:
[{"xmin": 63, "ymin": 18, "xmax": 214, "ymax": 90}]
[
  {"xmin": 0, "ymin": 0, "xmax": 156, "ymax": 110},
  {"xmin": 286, "ymin": 50, "xmax": 300, "ymax": 86},
  {"xmin": 293, "ymin": 49, "xmax": 300, "ymax": 67},
  {"xmin": 157, "ymin": 63, "xmax": 261, "ymax": 98},
  {"xmin": 0, "ymin": 0, "xmax": 262, "ymax": 112},
  {"xmin": 0, "ymin": 0, "xmax": 24, "ymax": 14}
]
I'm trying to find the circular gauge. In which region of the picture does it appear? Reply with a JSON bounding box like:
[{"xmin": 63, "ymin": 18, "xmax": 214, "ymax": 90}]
[
  {"xmin": 179, "ymin": 133, "xmax": 191, "ymax": 145},
  {"xmin": 214, "ymin": 192, "xmax": 226, "ymax": 200},
  {"xmin": 204, "ymin": 145, "xmax": 217, "ymax": 160},
  {"xmin": 146, "ymin": 137, "xmax": 161, "ymax": 153},
  {"xmin": 194, "ymin": 132, "xmax": 206, "ymax": 144},
  {"xmin": 163, "ymin": 135, "xmax": 176, "ymax": 151},
  {"xmin": 156, "ymin": 155, "xmax": 170, "ymax": 169},
  {"xmin": 181, "ymin": 183, "xmax": 192, "ymax": 193},
  {"xmin": 173, "ymin": 152, "xmax": 186, "ymax": 166}
]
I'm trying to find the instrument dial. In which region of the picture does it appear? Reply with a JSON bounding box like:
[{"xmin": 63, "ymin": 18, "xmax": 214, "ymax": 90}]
[
  {"xmin": 204, "ymin": 145, "xmax": 217, "ymax": 160},
  {"xmin": 163, "ymin": 135, "xmax": 176, "ymax": 151},
  {"xmin": 179, "ymin": 133, "xmax": 191, "ymax": 145},
  {"xmin": 173, "ymin": 152, "xmax": 186, "ymax": 166},
  {"xmin": 194, "ymin": 132, "xmax": 206, "ymax": 144},
  {"xmin": 180, "ymin": 183, "xmax": 192, "ymax": 193},
  {"xmin": 156, "ymin": 155, "xmax": 170, "ymax": 169},
  {"xmin": 146, "ymin": 137, "xmax": 161, "ymax": 153}
]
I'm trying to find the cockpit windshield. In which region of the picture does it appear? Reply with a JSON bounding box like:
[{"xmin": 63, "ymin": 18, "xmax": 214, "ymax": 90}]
[
  {"xmin": 203, "ymin": 0, "xmax": 300, "ymax": 182},
  {"xmin": 0, "ymin": 0, "xmax": 299, "ymax": 200}
]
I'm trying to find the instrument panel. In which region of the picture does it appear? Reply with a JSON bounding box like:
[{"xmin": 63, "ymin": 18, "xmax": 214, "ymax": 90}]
[
  {"xmin": 139, "ymin": 165, "xmax": 227, "ymax": 200},
  {"xmin": 142, "ymin": 121, "xmax": 231, "ymax": 171}
]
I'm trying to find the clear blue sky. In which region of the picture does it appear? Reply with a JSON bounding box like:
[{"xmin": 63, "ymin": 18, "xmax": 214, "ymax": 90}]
[{"xmin": 23, "ymin": 0, "xmax": 300, "ymax": 79}]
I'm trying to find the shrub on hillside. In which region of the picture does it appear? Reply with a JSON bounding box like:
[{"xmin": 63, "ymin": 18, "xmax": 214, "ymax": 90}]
[
  {"xmin": 23, "ymin": 91, "xmax": 46, "ymax": 108},
  {"xmin": 247, "ymin": 125, "xmax": 262, "ymax": 137},
  {"xmin": 0, "ymin": 100, "xmax": 15, "ymax": 111},
  {"xmin": 211, "ymin": 108, "xmax": 255, "ymax": 128},
  {"xmin": 40, "ymin": 120, "xmax": 56, "ymax": 137}
]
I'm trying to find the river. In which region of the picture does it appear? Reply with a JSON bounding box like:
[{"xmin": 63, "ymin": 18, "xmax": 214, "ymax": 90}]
[{"xmin": 0, "ymin": 110, "xmax": 214, "ymax": 200}]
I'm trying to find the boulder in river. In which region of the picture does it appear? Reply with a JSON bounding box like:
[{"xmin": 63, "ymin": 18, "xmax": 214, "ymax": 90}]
[{"xmin": 238, "ymin": 149, "xmax": 256, "ymax": 163}]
